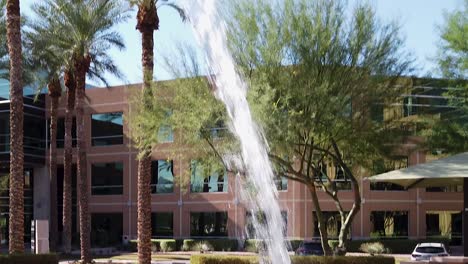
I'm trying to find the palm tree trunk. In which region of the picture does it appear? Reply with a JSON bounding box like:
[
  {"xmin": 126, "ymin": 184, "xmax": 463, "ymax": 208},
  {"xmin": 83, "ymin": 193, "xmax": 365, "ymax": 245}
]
[
  {"xmin": 136, "ymin": 3, "xmax": 158, "ymax": 263},
  {"xmin": 48, "ymin": 78, "xmax": 61, "ymax": 252},
  {"xmin": 137, "ymin": 154, "xmax": 151, "ymax": 264},
  {"xmin": 6, "ymin": 0, "xmax": 24, "ymax": 254},
  {"xmin": 62, "ymin": 71, "xmax": 75, "ymax": 254},
  {"xmin": 75, "ymin": 57, "xmax": 91, "ymax": 263}
]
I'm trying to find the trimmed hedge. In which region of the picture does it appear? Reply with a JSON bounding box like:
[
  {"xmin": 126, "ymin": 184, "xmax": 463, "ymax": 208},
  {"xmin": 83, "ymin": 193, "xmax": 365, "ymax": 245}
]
[
  {"xmin": 183, "ymin": 239, "xmax": 239, "ymax": 251},
  {"xmin": 245, "ymin": 239, "xmax": 314, "ymax": 252},
  {"xmin": 0, "ymin": 254, "xmax": 58, "ymax": 264},
  {"xmin": 190, "ymin": 255, "xmax": 395, "ymax": 264},
  {"xmin": 127, "ymin": 239, "xmax": 177, "ymax": 252},
  {"xmin": 341, "ymin": 238, "xmax": 451, "ymax": 254}
]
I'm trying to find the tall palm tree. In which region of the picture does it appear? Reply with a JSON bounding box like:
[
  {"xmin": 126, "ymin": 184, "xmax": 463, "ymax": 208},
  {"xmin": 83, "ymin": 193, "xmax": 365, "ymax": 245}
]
[
  {"xmin": 129, "ymin": 1, "xmax": 185, "ymax": 263},
  {"xmin": 6, "ymin": 0, "xmax": 23, "ymax": 254},
  {"xmin": 25, "ymin": 20, "xmax": 71, "ymax": 251},
  {"xmin": 62, "ymin": 70, "xmax": 75, "ymax": 253},
  {"xmin": 31, "ymin": 1, "xmax": 128, "ymax": 261}
]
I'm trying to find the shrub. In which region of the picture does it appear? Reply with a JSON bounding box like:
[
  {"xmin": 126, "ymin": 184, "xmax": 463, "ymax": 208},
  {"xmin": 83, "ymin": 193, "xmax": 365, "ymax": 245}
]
[
  {"xmin": 195, "ymin": 241, "xmax": 214, "ymax": 253},
  {"xmin": 160, "ymin": 239, "xmax": 176, "ymax": 252},
  {"xmin": 287, "ymin": 239, "xmax": 303, "ymax": 251},
  {"xmin": 182, "ymin": 239, "xmax": 238, "ymax": 251},
  {"xmin": 190, "ymin": 255, "xmax": 395, "ymax": 264},
  {"xmin": 0, "ymin": 254, "xmax": 59, "ymax": 264},
  {"xmin": 244, "ymin": 239, "xmax": 266, "ymax": 253},
  {"xmin": 183, "ymin": 239, "xmax": 197, "ymax": 251},
  {"xmin": 359, "ymin": 242, "xmax": 387, "ymax": 255},
  {"xmin": 127, "ymin": 239, "xmax": 176, "ymax": 252}
]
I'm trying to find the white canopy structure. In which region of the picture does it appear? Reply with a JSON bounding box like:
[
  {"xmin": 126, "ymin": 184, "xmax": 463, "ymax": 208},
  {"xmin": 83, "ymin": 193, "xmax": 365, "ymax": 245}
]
[
  {"xmin": 369, "ymin": 152, "xmax": 468, "ymax": 256},
  {"xmin": 369, "ymin": 152, "xmax": 468, "ymax": 189}
]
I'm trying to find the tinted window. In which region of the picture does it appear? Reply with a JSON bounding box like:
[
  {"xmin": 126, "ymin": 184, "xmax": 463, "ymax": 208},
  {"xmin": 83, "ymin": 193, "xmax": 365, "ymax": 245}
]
[
  {"xmin": 190, "ymin": 212, "xmax": 228, "ymax": 237},
  {"xmin": 91, "ymin": 213, "xmax": 123, "ymax": 246},
  {"xmin": 91, "ymin": 162, "xmax": 123, "ymax": 195},
  {"xmin": 415, "ymin": 246, "xmax": 445, "ymax": 254},
  {"xmin": 151, "ymin": 160, "xmax": 174, "ymax": 194},
  {"xmin": 190, "ymin": 160, "xmax": 227, "ymax": 193},
  {"xmin": 91, "ymin": 112, "xmax": 123, "ymax": 146},
  {"xmin": 151, "ymin": 212, "xmax": 173, "ymax": 237}
]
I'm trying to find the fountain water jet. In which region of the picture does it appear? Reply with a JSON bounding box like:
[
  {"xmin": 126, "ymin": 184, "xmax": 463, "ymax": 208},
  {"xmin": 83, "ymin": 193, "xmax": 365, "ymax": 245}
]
[{"xmin": 183, "ymin": 1, "xmax": 291, "ymax": 263}]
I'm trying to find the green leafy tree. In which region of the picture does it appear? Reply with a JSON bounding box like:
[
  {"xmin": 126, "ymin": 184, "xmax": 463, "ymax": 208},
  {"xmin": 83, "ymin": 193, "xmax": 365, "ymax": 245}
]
[
  {"xmin": 425, "ymin": 1, "xmax": 468, "ymax": 153},
  {"xmin": 131, "ymin": 0, "xmax": 413, "ymax": 256},
  {"xmin": 225, "ymin": 0, "xmax": 413, "ymax": 255}
]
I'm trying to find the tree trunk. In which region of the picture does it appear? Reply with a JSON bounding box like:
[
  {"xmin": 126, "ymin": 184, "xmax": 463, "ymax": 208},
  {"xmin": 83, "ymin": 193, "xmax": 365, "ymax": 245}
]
[
  {"xmin": 136, "ymin": 3, "xmax": 158, "ymax": 263},
  {"xmin": 62, "ymin": 71, "xmax": 76, "ymax": 254},
  {"xmin": 307, "ymin": 182, "xmax": 332, "ymax": 256},
  {"xmin": 335, "ymin": 177, "xmax": 361, "ymax": 256},
  {"xmin": 137, "ymin": 154, "xmax": 152, "ymax": 263},
  {"xmin": 75, "ymin": 57, "xmax": 91, "ymax": 263},
  {"xmin": 48, "ymin": 78, "xmax": 61, "ymax": 252},
  {"xmin": 6, "ymin": 0, "xmax": 24, "ymax": 254}
]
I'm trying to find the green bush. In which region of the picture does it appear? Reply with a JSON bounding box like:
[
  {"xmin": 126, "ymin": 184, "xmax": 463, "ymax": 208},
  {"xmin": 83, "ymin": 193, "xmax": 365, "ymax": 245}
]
[
  {"xmin": 182, "ymin": 239, "xmax": 238, "ymax": 251},
  {"xmin": 0, "ymin": 254, "xmax": 58, "ymax": 264},
  {"xmin": 190, "ymin": 255, "xmax": 395, "ymax": 264},
  {"xmin": 288, "ymin": 239, "xmax": 303, "ymax": 251},
  {"xmin": 160, "ymin": 239, "xmax": 176, "ymax": 252},
  {"xmin": 127, "ymin": 239, "xmax": 176, "ymax": 252},
  {"xmin": 359, "ymin": 242, "xmax": 388, "ymax": 255}
]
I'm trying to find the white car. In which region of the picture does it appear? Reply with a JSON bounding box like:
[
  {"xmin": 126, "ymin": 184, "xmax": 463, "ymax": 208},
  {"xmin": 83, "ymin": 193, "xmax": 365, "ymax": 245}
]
[{"xmin": 411, "ymin": 243, "xmax": 449, "ymax": 261}]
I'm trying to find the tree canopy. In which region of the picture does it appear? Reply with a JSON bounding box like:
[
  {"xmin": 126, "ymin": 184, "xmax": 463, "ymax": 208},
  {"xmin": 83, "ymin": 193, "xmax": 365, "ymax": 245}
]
[{"xmin": 424, "ymin": 1, "xmax": 468, "ymax": 153}]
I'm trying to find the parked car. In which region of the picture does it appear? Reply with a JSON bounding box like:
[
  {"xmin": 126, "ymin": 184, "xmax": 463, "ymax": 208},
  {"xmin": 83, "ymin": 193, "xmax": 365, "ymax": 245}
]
[
  {"xmin": 411, "ymin": 243, "xmax": 449, "ymax": 261},
  {"xmin": 295, "ymin": 241, "xmax": 324, "ymax": 256}
]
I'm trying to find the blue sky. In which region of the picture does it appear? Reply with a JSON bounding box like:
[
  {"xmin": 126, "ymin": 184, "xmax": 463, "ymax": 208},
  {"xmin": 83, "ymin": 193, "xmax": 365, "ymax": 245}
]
[{"xmin": 20, "ymin": 0, "xmax": 463, "ymax": 86}]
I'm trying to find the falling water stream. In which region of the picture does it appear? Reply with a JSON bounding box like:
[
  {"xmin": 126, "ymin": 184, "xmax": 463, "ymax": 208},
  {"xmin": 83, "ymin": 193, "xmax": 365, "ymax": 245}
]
[{"xmin": 183, "ymin": 1, "xmax": 291, "ymax": 263}]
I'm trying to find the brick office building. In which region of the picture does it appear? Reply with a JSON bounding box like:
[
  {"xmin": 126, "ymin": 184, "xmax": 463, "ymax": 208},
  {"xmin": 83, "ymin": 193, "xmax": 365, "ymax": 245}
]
[{"xmin": 0, "ymin": 77, "xmax": 463, "ymax": 247}]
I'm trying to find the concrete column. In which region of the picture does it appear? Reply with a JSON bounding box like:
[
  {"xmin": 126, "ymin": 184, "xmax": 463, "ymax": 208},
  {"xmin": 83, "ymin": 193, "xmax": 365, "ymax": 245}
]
[
  {"xmin": 33, "ymin": 166, "xmax": 50, "ymax": 253},
  {"xmin": 34, "ymin": 166, "xmax": 50, "ymax": 221}
]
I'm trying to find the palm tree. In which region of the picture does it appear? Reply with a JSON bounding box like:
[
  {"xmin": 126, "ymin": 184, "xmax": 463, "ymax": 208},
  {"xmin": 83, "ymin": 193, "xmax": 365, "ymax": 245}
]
[
  {"xmin": 129, "ymin": 1, "xmax": 185, "ymax": 263},
  {"xmin": 62, "ymin": 70, "xmax": 75, "ymax": 253},
  {"xmin": 6, "ymin": 0, "xmax": 24, "ymax": 254},
  {"xmin": 31, "ymin": 1, "xmax": 128, "ymax": 261},
  {"xmin": 25, "ymin": 19, "xmax": 72, "ymax": 251}
]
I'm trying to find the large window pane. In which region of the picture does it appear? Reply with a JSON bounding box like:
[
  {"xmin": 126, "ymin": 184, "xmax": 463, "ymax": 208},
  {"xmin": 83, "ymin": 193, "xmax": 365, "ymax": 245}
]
[
  {"xmin": 91, "ymin": 162, "xmax": 123, "ymax": 195},
  {"xmin": 91, "ymin": 213, "xmax": 123, "ymax": 246},
  {"xmin": 190, "ymin": 212, "xmax": 228, "ymax": 237},
  {"xmin": 151, "ymin": 160, "xmax": 174, "ymax": 194},
  {"xmin": 313, "ymin": 211, "xmax": 344, "ymax": 239},
  {"xmin": 245, "ymin": 211, "xmax": 287, "ymax": 238},
  {"xmin": 426, "ymin": 211, "xmax": 462, "ymax": 245},
  {"xmin": 190, "ymin": 160, "xmax": 227, "ymax": 193},
  {"xmin": 151, "ymin": 212, "xmax": 173, "ymax": 237},
  {"xmin": 0, "ymin": 168, "xmax": 34, "ymax": 243},
  {"xmin": 370, "ymin": 211, "xmax": 408, "ymax": 238},
  {"xmin": 24, "ymin": 114, "xmax": 46, "ymax": 156},
  {"xmin": 0, "ymin": 113, "xmax": 8, "ymax": 153},
  {"xmin": 370, "ymin": 158, "xmax": 407, "ymax": 191},
  {"xmin": 157, "ymin": 125, "xmax": 174, "ymax": 143},
  {"xmin": 275, "ymin": 176, "xmax": 288, "ymax": 191},
  {"xmin": 91, "ymin": 112, "xmax": 123, "ymax": 146}
]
